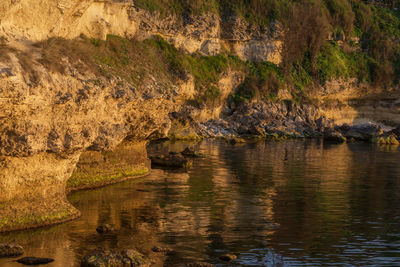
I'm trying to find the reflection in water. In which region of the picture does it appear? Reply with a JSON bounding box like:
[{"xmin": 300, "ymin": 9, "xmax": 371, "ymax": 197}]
[{"xmin": 1, "ymin": 140, "xmax": 400, "ymax": 266}]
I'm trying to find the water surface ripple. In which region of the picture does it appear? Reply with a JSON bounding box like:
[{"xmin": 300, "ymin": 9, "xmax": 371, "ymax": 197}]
[{"xmin": 1, "ymin": 140, "xmax": 399, "ymax": 266}]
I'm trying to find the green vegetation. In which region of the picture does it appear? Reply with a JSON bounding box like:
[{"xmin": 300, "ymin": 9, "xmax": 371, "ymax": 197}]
[
  {"xmin": 0, "ymin": 207, "xmax": 78, "ymax": 231},
  {"xmin": 132, "ymin": 0, "xmax": 400, "ymax": 104},
  {"xmin": 315, "ymin": 41, "xmax": 375, "ymax": 84},
  {"xmin": 35, "ymin": 0, "xmax": 400, "ymax": 106},
  {"xmin": 67, "ymin": 164, "xmax": 149, "ymax": 191},
  {"xmin": 231, "ymin": 61, "xmax": 283, "ymax": 104},
  {"xmin": 143, "ymin": 37, "xmax": 232, "ymax": 106},
  {"xmin": 134, "ymin": 0, "xmax": 289, "ymax": 25}
]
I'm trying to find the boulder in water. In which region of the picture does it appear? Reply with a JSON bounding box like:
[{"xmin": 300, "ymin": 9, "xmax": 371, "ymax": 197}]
[
  {"xmin": 150, "ymin": 154, "xmax": 192, "ymax": 169},
  {"xmin": 0, "ymin": 243, "xmax": 24, "ymax": 257},
  {"xmin": 81, "ymin": 248, "xmax": 148, "ymax": 267},
  {"xmin": 96, "ymin": 224, "xmax": 115, "ymax": 234},
  {"xmin": 181, "ymin": 147, "xmax": 205, "ymax": 158}
]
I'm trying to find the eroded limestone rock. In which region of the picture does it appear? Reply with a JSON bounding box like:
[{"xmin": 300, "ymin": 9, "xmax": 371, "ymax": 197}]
[{"xmin": 0, "ymin": 153, "xmax": 81, "ymax": 232}]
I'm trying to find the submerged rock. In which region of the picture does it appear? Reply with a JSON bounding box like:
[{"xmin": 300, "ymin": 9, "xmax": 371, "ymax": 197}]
[
  {"xmin": 150, "ymin": 154, "xmax": 192, "ymax": 169},
  {"xmin": 96, "ymin": 224, "xmax": 116, "ymax": 234},
  {"xmin": 121, "ymin": 249, "xmax": 148, "ymax": 266},
  {"xmin": 81, "ymin": 248, "xmax": 148, "ymax": 267},
  {"xmin": 151, "ymin": 246, "xmax": 174, "ymax": 253},
  {"xmin": 81, "ymin": 249, "xmax": 122, "ymax": 267},
  {"xmin": 181, "ymin": 147, "xmax": 206, "ymax": 158},
  {"xmin": 17, "ymin": 257, "xmax": 54, "ymax": 265},
  {"xmin": 0, "ymin": 243, "xmax": 24, "ymax": 258},
  {"xmin": 219, "ymin": 254, "xmax": 237, "ymax": 262}
]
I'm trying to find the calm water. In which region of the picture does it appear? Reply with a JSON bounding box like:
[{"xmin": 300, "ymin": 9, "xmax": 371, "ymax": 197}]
[{"xmin": 1, "ymin": 140, "xmax": 400, "ymax": 266}]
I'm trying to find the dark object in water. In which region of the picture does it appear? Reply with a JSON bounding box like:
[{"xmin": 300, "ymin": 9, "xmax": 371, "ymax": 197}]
[
  {"xmin": 181, "ymin": 147, "xmax": 206, "ymax": 158},
  {"xmin": 96, "ymin": 224, "xmax": 115, "ymax": 234},
  {"xmin": 136, "ymin": 189, "xmax": 151, "ymax": 192},
  {"xmin": 150, "ymin": 154, "xmax": 192, "ymax": 169},
  {"xmin": 17, "ymin": 257, "xmax": 54, "ymax": 265},
  {"xmin": 219, "ymin": 254, "xmax": 237, "ymax": 261}
]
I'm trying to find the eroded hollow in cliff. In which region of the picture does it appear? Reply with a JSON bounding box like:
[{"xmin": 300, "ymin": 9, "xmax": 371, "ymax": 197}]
[
  {"xmin": 0, "ymin": 141, "xmax": 150, "ymax": 232},
  {"xmin": 67, "ymin": 141, "xmax": 150, "ymax": 193},
  {"xmin": 0, "ymin": 153, "xmax": 81, "ymax": 232}
]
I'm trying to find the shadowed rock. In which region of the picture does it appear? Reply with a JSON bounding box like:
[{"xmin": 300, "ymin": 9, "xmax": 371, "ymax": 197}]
[{"xmin": 344, "ymin": 124, "xmax": 384, "ymax": 141}]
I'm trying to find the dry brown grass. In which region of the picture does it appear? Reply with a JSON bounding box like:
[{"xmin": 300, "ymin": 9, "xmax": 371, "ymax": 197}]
[
  {"xmin": 34, "ymin": 37, "xmax": 99, "ymax": 75},
  {"xmin": 32, "ymin": 35, "xmax": 174, "ymax": 89}
]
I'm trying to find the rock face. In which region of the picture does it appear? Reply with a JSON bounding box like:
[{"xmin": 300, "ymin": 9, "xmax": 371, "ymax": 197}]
[
  {"xmin": 0, "ymin": 0, "xmax": 137, "ymax": 41},
  {"xmin": 0, "ymin": 0, "xmax": 282, "ymax": 63},
  {"xmin": 0, "ymin": 36, "xmax": 186, "ymax": 232},
  {"xmin": 0, "ymin": 153, "xmax": 81, "ymax": 231}
]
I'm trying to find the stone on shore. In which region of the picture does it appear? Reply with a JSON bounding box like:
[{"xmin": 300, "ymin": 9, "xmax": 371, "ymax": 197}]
[{"xmin": 343, "ymin": 123, "xmax": 384, "ymax": 141}]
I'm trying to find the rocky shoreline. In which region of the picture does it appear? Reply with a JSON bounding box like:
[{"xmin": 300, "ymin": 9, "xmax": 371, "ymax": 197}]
[{"xmin": 172, "ymin": 100, "xmax": 400, "ymax": 145}]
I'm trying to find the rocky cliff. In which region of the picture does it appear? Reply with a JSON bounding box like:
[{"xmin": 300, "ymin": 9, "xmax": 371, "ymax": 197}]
[
  {"xmin": 0, "ymin": 0, "xmax": 282, "ymax": 63},
  {"xmin": 0, "ymin": 40, "xmax": 187, "ymax": 231},
  {"xmin": 0, "ymin": 0, "xmax": 399, "ymax": 232}
]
